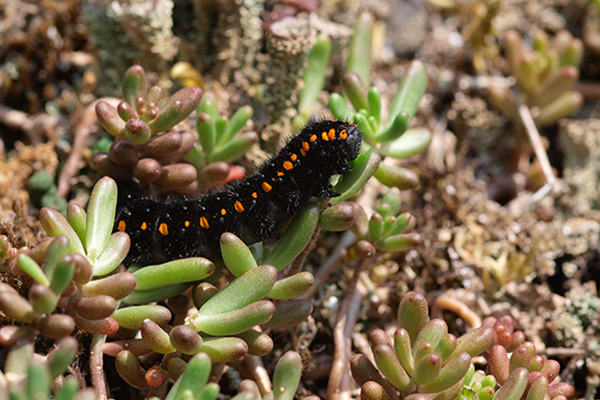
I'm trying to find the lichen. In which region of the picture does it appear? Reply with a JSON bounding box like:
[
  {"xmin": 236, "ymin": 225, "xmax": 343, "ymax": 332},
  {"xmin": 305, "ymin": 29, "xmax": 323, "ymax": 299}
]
[{"xmin": 266, "ymin": 15, "xmax": 316, "ymax": 119}]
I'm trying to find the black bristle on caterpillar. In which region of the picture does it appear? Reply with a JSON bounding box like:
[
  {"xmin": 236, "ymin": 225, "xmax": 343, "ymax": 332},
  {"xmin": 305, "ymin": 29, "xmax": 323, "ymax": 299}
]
[{"xmin": 115, "ymin": 120, "xmax": 362, "ymax": 266}]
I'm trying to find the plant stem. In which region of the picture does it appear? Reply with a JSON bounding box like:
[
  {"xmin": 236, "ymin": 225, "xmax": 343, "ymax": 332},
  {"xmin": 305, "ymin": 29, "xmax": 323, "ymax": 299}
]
[{"xmin": 90, "ymin": 334, "xmax": 108, "ymax": 400}]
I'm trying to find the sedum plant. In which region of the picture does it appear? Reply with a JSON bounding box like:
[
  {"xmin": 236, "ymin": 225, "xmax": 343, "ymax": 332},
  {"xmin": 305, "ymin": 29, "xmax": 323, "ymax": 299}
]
[
  {"xmin": 489, "ymin": 29, "xmax": 584, "ymax": 127},
  {"xmin": 0, "ymin": 337, "xmax": 96, "ymax": 400},
  {"xmin": 328, "ymin": 13, "xmax": 431, "ymax": 193},
  {"xmin": 351, "ymin": 187, "xmax": 421, "ymax": 253},
  {"xmin": 3, "ymin": 177, "xmax": 172, "ymax": 337},
  {"xmin": 94, "ymin": 65, "xmax": 257, "ymax": 194},
  {"xmin": 27, "ymin": 170, "xmax": 68, "ymax": 215},
  {"xmin": 113, "ymin": 347, "xmax": 303, "ymax": 399},
  {"xmin": 110, "ymin": 225, "xmax": 317, "ymax": 381},
  {"xmin": 351, "ymin": 292, "xmax": 581, "ymax": 400}
]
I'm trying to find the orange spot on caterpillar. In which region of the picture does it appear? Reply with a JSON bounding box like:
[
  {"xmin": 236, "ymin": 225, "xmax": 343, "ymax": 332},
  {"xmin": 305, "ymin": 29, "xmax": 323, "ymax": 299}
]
[
  {"xmin": 321, "ymin": 131, "xmax": 329, "ymax": 141},
  {"xmin": 262, "ymin": 182, "xmax": 272, "ymax": 192},
  {"xmin": 340, "ymin": 129, "xmax": 348, "ymax": 139},
  {"xmin": 328, "ymin": 128, "xmax": 336, "ymax": 140},
  {"xmin": 159, "ymin": 223, "xmax": 169, "ymax": 235},
  {"xmin": 221, "ymin": 209, "xmax": 227, "ymax": 216},
  {"xmin": 291, "ymin": 154, "xmax": 298, "ymax": 161},
  {"xmin": 283, "ymin": 161, "xmax": 293, "ymax": 170},
  {"xmin": 277, "ymin": 171, "xmax": 284, "ymax": 176},
  {"xmin": 252, "ymin": 192, "xmax": 258, "ymax": 198},
  {"xmin": 235, "ymin": 201, "xmax": 244, "ymax": 213},
  {"xmin": 185, "ymin": 221, "xmax": 190, "ymax": 227},
  {"xmin": 200, "ymin": 216, "xmax": 209, "ymax": 229},
  {"xmin": 300, "ymin": 149, "xmax": 306, "ymax": 157},
  {"xmin": 141, "ymin": 222, "xmax": 148, "ymax": 230},
  {"xmin": 302, "ymin": 141, "xmax": 310, "ymax": 152},
  {"xmin": 310, "ymin": 134, "xmax": 317, "ymax": 142},
  {"xmin": 118, "ymin": 220, "xmax": 126, "ymax": 232}
]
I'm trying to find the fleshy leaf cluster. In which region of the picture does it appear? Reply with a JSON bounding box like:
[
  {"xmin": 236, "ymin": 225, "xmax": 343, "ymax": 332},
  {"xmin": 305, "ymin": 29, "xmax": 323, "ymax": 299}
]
[
  {"xmin": 0, "ymin": 337, "xmax": 95, "ymax": 399},
  {"xmin": 93, "ymin": 65, "xmax": 258, "ymax": 194},
  {"xmin": 490, "ymin": 30, "xmax": 584, "ymax": 127},
  {"xmin": 94, "ymin": 65, "xmax": 203, "ymax": 193},
  {"xmin": 351, "ymin": 292, "xmax": 581, "ymax": 400},
  {"xmin": 138, "ymin": 351, "xmax": 303, "ymax": 400},
  {"xmin": 330, "ymin": 58, "xmax": 430, "ymax": 190},
  {"xmin": 352, "ymin": 187, "xmax": 422, "ymax": 252}
]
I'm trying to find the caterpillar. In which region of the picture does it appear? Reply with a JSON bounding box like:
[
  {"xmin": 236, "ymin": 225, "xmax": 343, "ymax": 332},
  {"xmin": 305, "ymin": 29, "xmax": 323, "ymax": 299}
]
[{"xmin": 115, "ymin": 120, "xmax": 362, "ymax": 266}]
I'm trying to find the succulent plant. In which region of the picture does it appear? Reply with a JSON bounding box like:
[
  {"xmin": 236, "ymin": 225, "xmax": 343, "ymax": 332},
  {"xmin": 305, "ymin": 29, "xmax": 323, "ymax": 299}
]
[
  {"xmin": 489, "ymin": 29, "xmax": 584, "ymax": 127},
  {"xmin": 1, "ymin": 177, "xmax": 177, "ymax": 337},
  {"xmin": 350, "ymin": 187, "xmax": 421, "ymax": 252},
  {"xmin": 191, "ymin": 91, "xmax": 257, "ymax": 187},
  {"xmin": 329, "ymin": 35, "xmax": 431, "ymax": 192},
  {"xmin": 27, "ymin": 170, "xmax": 67, "ymax": 215},
  {"xmin": 351, "ymin": 292, "xmax": 581, "ymax": 400},
  {"xmin": 0, "ymin": 337, "xmax": 96, "ymax": 400},
  {"xmin": 352, "ymin": 292, "xmax": 495, "ymax": 399},
  {"xmin": 113, "ymin": 348, "xmax": 302, "ymax": 399},
  {"xmin": 93, "ymin": 65, "xmax": 257, "ymax": 194}
]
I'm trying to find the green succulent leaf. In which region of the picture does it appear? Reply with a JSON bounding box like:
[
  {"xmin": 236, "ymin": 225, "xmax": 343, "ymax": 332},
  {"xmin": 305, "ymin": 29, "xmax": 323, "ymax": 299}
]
[
  {"xmin": 379, "ymin": 128, "xmax": 432, "ymax": 159},
  {"xmin": 85, "ymin": 177, "xmax": 118, "ymax": 262},
  {"xmin": 49, "ymin": 256, "xmax": 75, "ymax": 295},
  {"xmin": 398, "ymin": 292, "xmax": 429, "ymax": 346},
  {"xmin": 54, "ymin": 377, "xmax": 80, "ymax": 400},
  {"xmin": 122, "ymin": 65, "xmax": 147, "ymax": 110},
  {"xmin": 92, "ymin": 232, "xmax": 130, "ymax": 276},
  {"xmin": 149, "ymin": 87, "xmax": 203, "ymax": 134},
  {"xmin": 17, "ymin": 254, "xmax": 49, "ymax": 287},
  {"xmin": 199, "ymin": 337, "xmax": 248, "ymax": 363},
  {"xmin": 189, "ymin": 300, "xmax": 275, "ymax": 335},
  {"xmin": 263, "ymin": 204, "xmax": 320, "ymax": 270},
  {"xmin": 220, "ymin": 105, "xmax": 253, "ymax": 146},
  {"xmin": 298, "ymin": 37, "xmax": 331, "ymax": 115},
  {"xmin": 221, "ymin": 233, "xmax": 258, "ymax": 277},
  {"xmin": 66, "ymin": 203, "xmax": 87, "ymax": 246},
  {"xmin": 39, "ymin": 208, "xmax": 85, "ymax": 255},
  {"xmin": 376, "ymin": 112, "xmax": 410, "ymax": 143},
  {"xmin": 420, "ymin": 352, "xmax": 471, "ymax": 393},
  {"xmin": 141, "ymin": 319, "xmax": 176, "ymax": 354},
  {"xmin": 197, "ymin": 113, "xmax": 216, "ymax": 159},
  {"xmin": 133, "ymin": 257, "xmax": 215, "ymax": 290},
  {"xmin": 267, "ymin": 271, "xmax": 314, "ymax": 300},
  {"xmin": 346, "ymin": 12, "xmax": 373, "ymax": 85},
  {"xmin": 47, "ymin": 337, "xmax": 78, "ymax": 379},
  {"xmin": 493, "ymin": 368, "xmax": 528, "ymax": 400},
  {"xmin": 387, "ymin": 61, "xmax": 427, "ymax": 125},
  {"xmin": 373, "ymin": 343, "xmax": 415, "ymax": 392},
  {"xmin": 112, "ymin": 305, "xmax": 172, "ymax": 330},
  {"xmin": 329, "ymin": 93, "xmax": 354, "ymax": 120},
  {"xmin": 332, "ymin": 149, "xmax": 381, "ymax": 204},
  {"xmin": 261, "ymin": 299, "xmax": 312, "ymax": 329},
  {"xmin": 197, "ymin": 92, "xmax": 219, "ymax": 124},
  {"xmin": 343, "ymin": 73, "xmax": 370, "ymax": 114},
  {"xmin": 319, "ymin": 203, "xmax": 356, "ymax": 231},
  {"xmin": 27, "ymin": 360, "xmax": 51, "ymax": 400},
  {"xmin": 272, "ymin": 352, "xmax": 302, "ymax": 400}
]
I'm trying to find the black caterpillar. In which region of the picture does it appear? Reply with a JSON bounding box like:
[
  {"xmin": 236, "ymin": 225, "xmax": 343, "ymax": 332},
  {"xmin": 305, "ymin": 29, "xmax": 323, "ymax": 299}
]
[{"xmin": 115, "ymin": 120, "xmax": 362, "ymax": 265}]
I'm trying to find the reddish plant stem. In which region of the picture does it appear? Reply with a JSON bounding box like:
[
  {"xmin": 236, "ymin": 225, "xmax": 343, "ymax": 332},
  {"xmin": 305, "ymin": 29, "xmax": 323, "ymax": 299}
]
[
  {"xmin": 301, "ymin": 230, "xmax": 357, "ymax": 300},
  {"xmin": 90, "ymin": 334, "xmax": 107, "ymax": 400},
  {"xmin": 58, "ymin": 98, "xmax": 120, "ymax": 198},
  {"xmin": 328, "ymin": 247, "xmax": 372, "ymax": 400},
  {"xmin": 433, "ymin": 293, "xmax": 482, "ymax": 329},
  {"xmin": 245, "ymin": 355, "xmax": 271, "ymax": 395}
]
